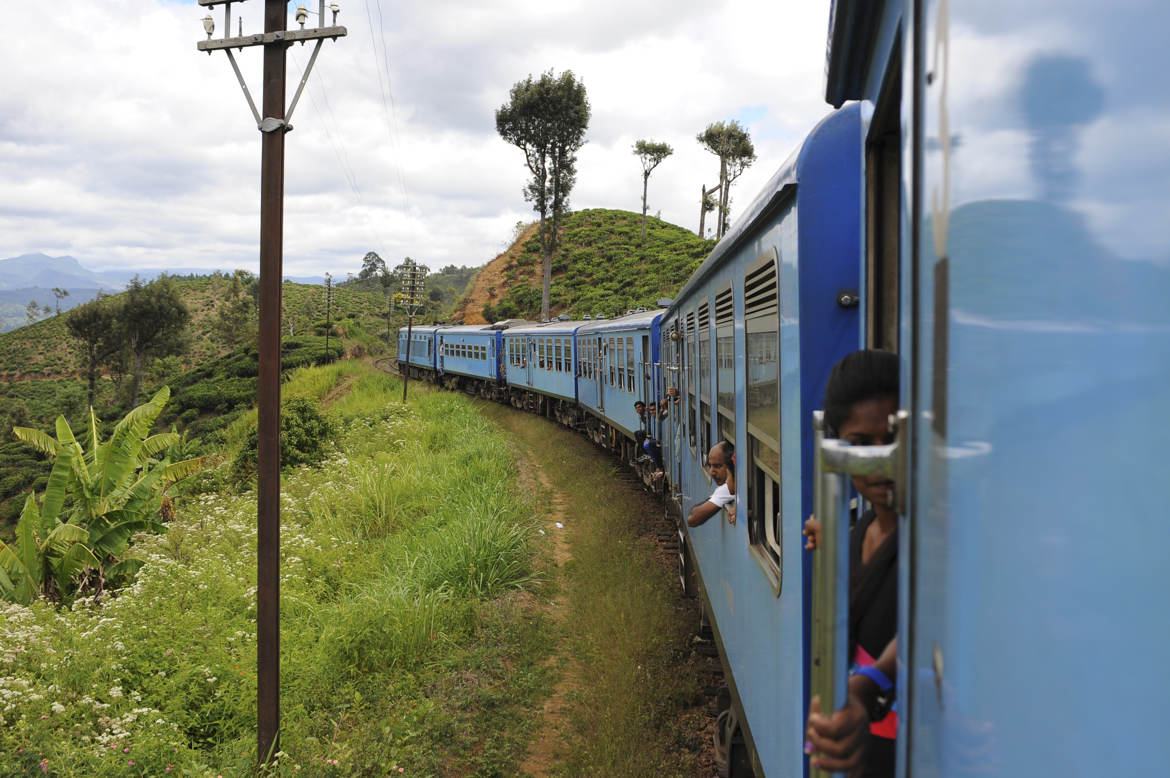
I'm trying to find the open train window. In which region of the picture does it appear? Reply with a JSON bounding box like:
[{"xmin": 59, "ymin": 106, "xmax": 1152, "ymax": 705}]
[
  {"xmin": 744, "ymin": 247, "xmax": 782, "ymax": 592},
  {"xmin": 698, "ymin": 302, "xmax": 712, "ymax": 469},
  {"xmin": 865, "ymin": 39, "xmax": 902, "ymax": 353}
]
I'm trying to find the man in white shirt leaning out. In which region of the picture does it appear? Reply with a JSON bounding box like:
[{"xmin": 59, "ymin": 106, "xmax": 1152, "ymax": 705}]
[{"xmin": 687, "ymin": 441, "xmax": 736, "ymax": 527}]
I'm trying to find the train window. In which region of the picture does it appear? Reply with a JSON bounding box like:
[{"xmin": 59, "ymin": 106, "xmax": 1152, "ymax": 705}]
[
  {"xmin": 556, "ymin": 338, "xmax": 564, "ymax": 372},
  {"xmin": 715, "ymin": 286, "xmax": 735, "ymax": 442},
  {"xmin": 744, "ymin": 248, "xmax": 782, "ymax": 589},
  {"xmin": 616, "ymin": 337, "xmax": 625, "ymax": 389},
  {"xmin": 641, "ymin": 334, "xmax": 651, "ymax": 404},
  {"xmin": 624, "ymin": 336, "xmax": 633, "ymax": 393},
  {"xmin": 613, "ymin": 334, "xmax": 622, "ymax": 386},
  {"xmin": 685, "ymin": 311, "xmax": 696, "ymax": 453},
  {"xmin": 698, "ymin": 303, "xmax": 712, "ymax": 464}
]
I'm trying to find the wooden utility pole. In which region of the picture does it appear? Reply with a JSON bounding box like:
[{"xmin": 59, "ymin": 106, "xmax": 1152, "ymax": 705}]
[
  {"xmin": 197, "ymin": 0, "xmax": 346, "ymax": 766},
  {"xmin": 397, "ymin": 258, "xmax": 427, "ymax": 404}
]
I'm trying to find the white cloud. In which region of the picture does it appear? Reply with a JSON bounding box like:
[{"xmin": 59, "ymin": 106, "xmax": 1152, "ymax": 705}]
[{"xmin": 0, "ymin": 0, "xmax": 834, "ymax": 278}]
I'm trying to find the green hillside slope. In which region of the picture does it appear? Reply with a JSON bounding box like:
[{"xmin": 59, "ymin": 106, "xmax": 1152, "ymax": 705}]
[{"xmin": 480, "ymin": 209, "xmax": 713, "ymax": 321}]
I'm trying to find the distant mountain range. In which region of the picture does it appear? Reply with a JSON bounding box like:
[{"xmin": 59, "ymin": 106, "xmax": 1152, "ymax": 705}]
[{"xmin": 0, "ymin": 253, "xmax": 325, "ymax": 332}]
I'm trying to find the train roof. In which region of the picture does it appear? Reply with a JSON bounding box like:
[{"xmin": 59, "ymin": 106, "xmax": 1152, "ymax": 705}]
[
  {"xmin": 503, "ymin": 318, "xmax": 592, "ymax": 336},
  {"xmin": 428, "ymin": 324, "xmax": 500, "ymax": 336},
  {"xmin": 667, "ymin": 103, "xmax": 862, "ymax": 311},
  {"xmin": 575, "ymin": 308, "xmax": 663, "ymax": 333}
]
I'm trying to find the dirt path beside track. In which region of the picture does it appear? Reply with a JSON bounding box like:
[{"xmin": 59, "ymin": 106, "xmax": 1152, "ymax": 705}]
[{"xmin": 479, "ymin": 402, "xmax": 723, "ymax": 777}]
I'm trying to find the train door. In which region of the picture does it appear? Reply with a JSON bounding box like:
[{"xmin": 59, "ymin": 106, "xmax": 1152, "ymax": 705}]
[
  {"xmin": 438, "ymin": 336, "xmax": 445, "ymax": 374},
  {"xmin": 525, "ymin": 337, "xmax": 534, "ymax": 385},
  {"xmin": 898, "ymin": 2, "xmax": 1170, "ymax": 776},
  {"xmin": 596, "ymin": 336, "xmax": 606, "ymax": 413}
]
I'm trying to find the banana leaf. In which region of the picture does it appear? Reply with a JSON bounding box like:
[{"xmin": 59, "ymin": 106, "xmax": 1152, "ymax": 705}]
[
  {"xmin": 105, "ymin": 558, "xmax": 144, "ymax": 583},
  {"xmin": 53, "ymin": 542, "xmax": 100, "ymax": 588},
  {"xmin": 98, "ymin": 387, "xmax": 169, "ymax": 505},
  {"xmin": 39, "ymin": 420, "xmax": 77, "ymax": 524},
  {"xmin": 0, "ymin": 561, "xmax": 19, "ymax": 604},
  {"xmin": 11, "ymin": 425, "xmax": 59, "ymax": 457},
  {"xmin": 142, "ymin": 432, "xmax": 180, "ymax": 459},
  {"xmin": 89, "ymin": 516, "xmax": 161, "ymax": 559},
  {"xmin": 163, "ymin": 455, "xmax": 215, "ymax": 484},
  {"xmin": 16, "ymin": 496, "xmax": 44, "ymax": 588}
]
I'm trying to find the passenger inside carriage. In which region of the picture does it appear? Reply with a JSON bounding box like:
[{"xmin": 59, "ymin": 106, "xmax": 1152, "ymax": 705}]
[
  {"xmin": 803, "ymin": 349, "xmax": 900, "ymax": 778},
  {"xmin": 686, "ymin": 440, "xmax": 736, "ymax": 527}
]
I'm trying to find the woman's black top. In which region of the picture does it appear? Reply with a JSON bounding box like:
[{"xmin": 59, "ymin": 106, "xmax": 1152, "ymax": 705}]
[{"xmin": 848, "ymin": 508, "xmax": 898, "ymax": 778}]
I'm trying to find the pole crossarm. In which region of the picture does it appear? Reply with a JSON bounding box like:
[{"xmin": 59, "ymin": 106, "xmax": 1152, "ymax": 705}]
[
  {"xmin": 198, "ymin": 0, "xmax": 249, "ymax": 5},
  {"xmin": 197, "ymin": 26, "xmax": 346, "ymax": 52}
]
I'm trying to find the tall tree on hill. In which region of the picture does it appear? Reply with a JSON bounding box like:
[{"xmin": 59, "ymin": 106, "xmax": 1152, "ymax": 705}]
[
  {"xmin": 117, "ymin": 276, "xmax": 190, "ymax": 406},
  {"xmin": 212, "ymin": 270, "xmax": 257, "ymax": 349},
  {"xmin": 359, "ymin": 251, "xmax": 387, "ymax": 281},
  {"xmin": 497, "ymin": 70, "xmax": 590, "ymax": 319},
  {"xmin": 25, "ymin": 300, "xmax": 40, "ymax": 326},
  {"xmin": 697, "ymin": 120, "xmax": 756, "ymax": 238},
  {"xmin": 633, "ymin": 140, "xmax": 673, "ymax": 240},
  {"xmin": 66, "ymin": 295, "xmax": 117, "ymax": 408},
  {"xmin": 52, "ymin": 287, "xmax": 69, "ymax": 315}
]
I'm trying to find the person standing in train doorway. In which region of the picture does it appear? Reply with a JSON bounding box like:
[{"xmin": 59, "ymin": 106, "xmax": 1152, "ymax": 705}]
[
  {"xmin": 803, "ymin": 350, "xmax": 899, "ymax": 778},
  {"xmin": 687, "ymin": 440, "xmax": 736, "ymax": 527}
]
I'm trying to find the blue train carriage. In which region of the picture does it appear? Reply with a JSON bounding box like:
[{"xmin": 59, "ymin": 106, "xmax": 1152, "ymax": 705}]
[
  {"xmin": 661, "ymin": 102, "xmax": 863, "ymax": 776},
  {"xmin": 396, "ymin": 324, "xmax": 443, "ymax": 380},
  {"xmin": 821, "ymin": 1, "xmax": 1170, "ymax": 776},
  {"xmin": 435, "ymin": 324, "xmax": 508, "ymax": 401},
  {"xmin": 499, "ymin": 318, "xmax": 587, "ymax": 424},
  {"xmin": 575, "ymin": 309, "xmax": 664, "ymax": 478}
]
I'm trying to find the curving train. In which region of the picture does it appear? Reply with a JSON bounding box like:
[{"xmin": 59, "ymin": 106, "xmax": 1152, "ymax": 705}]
[{"xmin": 398, "ymin": 1, "xmax": 1170, "ymax": 775}]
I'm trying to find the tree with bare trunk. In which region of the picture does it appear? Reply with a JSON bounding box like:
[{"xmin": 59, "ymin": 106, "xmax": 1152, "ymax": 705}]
[
  {"xmin": 497, "ymin": 70, "xmax": 590, "ymax": 320},
  {"xmin": 697, "ymin": 120, "xmax": 756, "ymax": 239},
  {"xmin": 633, "ymin": 140, "xmax": 673, "ymax": 240}
]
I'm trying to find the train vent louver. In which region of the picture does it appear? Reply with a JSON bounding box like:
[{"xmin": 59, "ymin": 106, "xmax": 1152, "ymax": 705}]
[
  {"xmin": 697, "ymin": 303, "xmax": 710, "ymax": 330},
  {"xmin": 744, "ymin": 259, "xmax": 778, "ymax": 318},
  {"xmin": 715, "ymin": 288, "xmax": 734, "ymax": 326}
]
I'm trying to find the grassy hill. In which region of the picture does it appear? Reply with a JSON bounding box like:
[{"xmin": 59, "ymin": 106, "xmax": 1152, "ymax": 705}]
[
  {"xmin": 0, "ymin": 274, "xmax": 396, "ymax": 381},
  {"xmin": 463, "ymin": 209, "xmax": 713, "ymax": 322}
]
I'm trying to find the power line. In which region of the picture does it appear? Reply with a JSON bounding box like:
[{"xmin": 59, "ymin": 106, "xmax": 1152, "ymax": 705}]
[
  {"xmin": 363, "ymin": 0, "xmax": 412, "ymax": 214},
  {"xmin": 290, "ymin": 48, "xmax": 391, "ymax": 260}
]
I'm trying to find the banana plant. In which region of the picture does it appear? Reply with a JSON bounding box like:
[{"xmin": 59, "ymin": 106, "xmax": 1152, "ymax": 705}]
[{"xmin": 3, "ymin": 387, "xmax": 211, "ymax": 603}]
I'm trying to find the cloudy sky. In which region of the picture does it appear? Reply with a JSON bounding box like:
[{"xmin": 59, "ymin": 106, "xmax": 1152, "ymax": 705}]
[{"xmin": 0, "ymin": 1, "xmax": 834, "ymax": 279}]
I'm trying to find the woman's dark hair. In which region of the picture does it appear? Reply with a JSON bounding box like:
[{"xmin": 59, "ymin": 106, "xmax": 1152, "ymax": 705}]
[{"xmin": 822, "ymin": 350, "xmax": 899, "ymax": 437}]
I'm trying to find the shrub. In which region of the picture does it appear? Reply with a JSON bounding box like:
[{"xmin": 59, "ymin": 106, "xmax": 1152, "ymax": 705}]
[{"xmin": 230, "ymin": 397, "xmax": 336, "ymax": 482}]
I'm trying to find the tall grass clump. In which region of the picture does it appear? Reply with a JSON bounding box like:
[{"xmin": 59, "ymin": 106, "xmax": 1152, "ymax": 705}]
[{"xmin": 0, "ymin": 361, "xmax": 548, "ymax": 775}]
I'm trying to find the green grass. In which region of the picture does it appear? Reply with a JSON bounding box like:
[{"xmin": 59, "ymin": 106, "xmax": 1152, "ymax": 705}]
[{"xmin": 0, "ymin": 362, "xmax": 550, "ymax": 776}]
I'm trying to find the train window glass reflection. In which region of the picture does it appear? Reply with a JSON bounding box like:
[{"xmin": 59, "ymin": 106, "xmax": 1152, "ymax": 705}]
[
  {"xmin": 715, "ymin": 285, "xmax": 735, "ymax": 442},
  {"xmin": 744, "ymin": 247, "xmax": 782, "ymax": 590}
]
